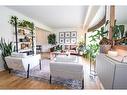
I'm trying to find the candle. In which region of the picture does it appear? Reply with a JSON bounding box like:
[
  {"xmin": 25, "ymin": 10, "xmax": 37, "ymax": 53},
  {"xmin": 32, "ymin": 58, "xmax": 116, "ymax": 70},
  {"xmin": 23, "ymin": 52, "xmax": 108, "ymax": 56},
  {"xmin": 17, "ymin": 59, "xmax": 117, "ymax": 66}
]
[{"xmin": 108, "ymin": 51, "xmax": 118, "ymax": 57}]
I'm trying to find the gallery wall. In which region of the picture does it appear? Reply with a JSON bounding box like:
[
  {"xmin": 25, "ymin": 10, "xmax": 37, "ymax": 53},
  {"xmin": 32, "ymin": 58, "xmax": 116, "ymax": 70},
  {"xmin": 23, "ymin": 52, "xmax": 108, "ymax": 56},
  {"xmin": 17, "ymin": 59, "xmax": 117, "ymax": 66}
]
[{"xmin": 53, "ymin": 27, "xmax": 84, "ymax": 44}]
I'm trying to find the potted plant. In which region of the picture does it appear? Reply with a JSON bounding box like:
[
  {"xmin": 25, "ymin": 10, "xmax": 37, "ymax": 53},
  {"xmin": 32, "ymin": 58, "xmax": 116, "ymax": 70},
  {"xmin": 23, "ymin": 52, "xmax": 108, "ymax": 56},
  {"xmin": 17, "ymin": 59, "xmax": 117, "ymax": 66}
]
[
  {"xmin": 48, "ymin": 34, "xmax": 56, "ymax": 52},
  {"xmin": 0, "ymin": 38, "xmax": 13, "ymax": 70},
  {"xmin": 99, "ymin": 37, "xmax": 112, "ymax": 53},
  {"xmin": 48, "ymin": 34, "xmax": 56, "ymax": 45},
  {"xmin": 77, "ymin": 41, "xmax": 86, "ymax": 55}
]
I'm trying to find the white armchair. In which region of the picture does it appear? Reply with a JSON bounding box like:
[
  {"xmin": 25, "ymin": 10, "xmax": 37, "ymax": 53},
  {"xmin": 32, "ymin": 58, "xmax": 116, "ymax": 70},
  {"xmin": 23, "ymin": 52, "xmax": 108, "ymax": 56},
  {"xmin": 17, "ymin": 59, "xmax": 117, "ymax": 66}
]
[
  {"xmin": 50, "ymin": 55, "xmax": 84, "ymax": 89},
  {"xmin": 5, "ymin": 53, "xmax": 41, "ymax": 78}
]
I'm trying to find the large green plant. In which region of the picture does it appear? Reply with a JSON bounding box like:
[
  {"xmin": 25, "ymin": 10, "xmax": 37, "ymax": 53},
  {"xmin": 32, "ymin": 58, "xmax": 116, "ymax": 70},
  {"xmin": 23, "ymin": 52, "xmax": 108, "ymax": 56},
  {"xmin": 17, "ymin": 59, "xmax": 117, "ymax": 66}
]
[
  {"xmin": 83, "ymin": 43, "xmax": 99, "ymax": 59},
  {"xmin": 89, "ymin": 44, "xmax": 99, "ymax": 58},
  {"xmin": 112, "ymin": 20, "xmax": 125, "ymax": 40},
  {"xmin": 89, "ymin": 20, "xmax": 109, "ymax": 42},
  {"xmin": 0, "ymin": 38, "xmax": 13, "ymax": 70},
  {"xmin": 83, "ymin": 21, "xmax": 109, "ymax": 59},
  {"xmin": 48, "ymin": 34, "xmax": 56, "ymax": 45}
]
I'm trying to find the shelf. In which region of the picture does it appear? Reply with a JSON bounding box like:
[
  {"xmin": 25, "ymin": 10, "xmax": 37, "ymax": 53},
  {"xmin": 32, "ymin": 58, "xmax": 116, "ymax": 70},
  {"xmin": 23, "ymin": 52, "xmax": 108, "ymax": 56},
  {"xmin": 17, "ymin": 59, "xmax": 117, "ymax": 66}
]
[
  {"xmin": 13, "ymin": 20, "xmax": 35, "ymax": 53},
  {"xmin": 13, "ymin": 42, "xmax": 31, "ymax": 43},
  {"xmin": 17, "ymin": 33, "xmax": 33, "ymax": 36},
  {"xmin": 18, "ymin": 42, "xmax": 32, "ymax": 43},
  {"xmin": 18, "ymin": 48, "xmax": 32, "ymax": 52},
  {"xmin": 18, "ymin": 26, "xmax": 32, "ymax": 31}
]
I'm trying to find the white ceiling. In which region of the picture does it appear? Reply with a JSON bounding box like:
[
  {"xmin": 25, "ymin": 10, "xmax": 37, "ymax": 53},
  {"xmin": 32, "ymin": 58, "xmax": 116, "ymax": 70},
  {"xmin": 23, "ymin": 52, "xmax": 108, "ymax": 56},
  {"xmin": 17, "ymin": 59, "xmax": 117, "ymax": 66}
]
[
  {"xmin": 115, "ymin": 6, "xmax": 127, "ymax": 24},
  {"xmin": 7, "ymin": 6, "xmax": 88, "ymax": 29},
  {"xmin": 89, "ymin": 6, "xmax": 105, "ymax": 28}
]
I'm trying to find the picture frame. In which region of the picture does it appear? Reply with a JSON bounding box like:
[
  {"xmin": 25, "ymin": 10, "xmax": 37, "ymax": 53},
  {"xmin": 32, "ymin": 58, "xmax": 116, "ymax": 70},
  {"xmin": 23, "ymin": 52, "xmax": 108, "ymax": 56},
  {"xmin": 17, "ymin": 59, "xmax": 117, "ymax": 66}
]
[
  {"xmin": 65, "ymin": 38, "xmax": 70, "ymax": 44},
  {"xmin": 59, "ymin": 31, "xmax": 77, "ymax": 44},
  {"xmin": 71, "ymin": 32, "xmax": 77, "ymax": 37},
  {"xmin": 59, "ymin": 32, "xmax": 64, "ymax": 37},
  {"xmin": 65, "ymin": 32, "xmax": 70, "ymax": 37},
  {"xmin": 59, "ymin": 38, "xmax": 64, "ymax": 44},
  {"xmin": 71, "ymin": 38, "xmax": 77, "ymax": 44}
]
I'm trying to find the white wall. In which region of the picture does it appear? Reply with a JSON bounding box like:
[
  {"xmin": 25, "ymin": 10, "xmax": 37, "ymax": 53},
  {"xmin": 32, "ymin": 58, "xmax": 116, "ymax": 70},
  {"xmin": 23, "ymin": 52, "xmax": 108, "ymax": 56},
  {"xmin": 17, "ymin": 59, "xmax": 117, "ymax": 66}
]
[{"xmin": 0, "ymin": 6, "xmax": 53, "ymax": 71}]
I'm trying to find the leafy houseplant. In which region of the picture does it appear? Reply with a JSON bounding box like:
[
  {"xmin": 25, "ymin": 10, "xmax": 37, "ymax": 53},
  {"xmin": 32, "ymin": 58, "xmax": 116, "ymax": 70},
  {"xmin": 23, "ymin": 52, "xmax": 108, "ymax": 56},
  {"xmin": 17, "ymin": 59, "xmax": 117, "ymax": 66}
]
[
  {"xmin": 112, "ymin": 20, "xmax": 125, "ymax": 40},
  {"xmin": 55, "ymin": 45, "xmax": 62, "ymax": 51},
  {"xmin": 0, "ymin": 38, "xmax": 13, "ymax": 70},
  {"xmin": 77, "ymin": 41, "xmax": 86, "ymax": 55},
  {"xmin": 99, "ymin": 37, "xmax": 112, "ymax": 53},
  {"xmin": 48, "ymin": 34, "xmax": 56, "ymax": 45},
  {"xmin": 83, "ymin": 44, "xmax": 99, "ymax": 59},
  {"xmin": 84, "ymin": 20, "xmax": 109, "ymax": 59},
  {"xmin": 89, "ymin": 20, "xmax": 109, "ymax": 42},
  {"xmin": 9, "ymin": 16, "xmax": 35, "ymax": 32},
  {"xmin": 99, "ymin": 37, "xmax": 112, "ymax": 45}
]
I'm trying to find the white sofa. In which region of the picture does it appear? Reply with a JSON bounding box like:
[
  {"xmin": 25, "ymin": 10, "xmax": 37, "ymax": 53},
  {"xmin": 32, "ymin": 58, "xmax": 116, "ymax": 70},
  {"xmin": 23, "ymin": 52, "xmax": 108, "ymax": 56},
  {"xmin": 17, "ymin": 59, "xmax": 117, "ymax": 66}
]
[
  {"xmin": 5, "ymin": 53, "xmax": 41, "ymax": 78},
  {"xmin": 50, "ymin": 55, "xmax": 84, "ymax": 89}
]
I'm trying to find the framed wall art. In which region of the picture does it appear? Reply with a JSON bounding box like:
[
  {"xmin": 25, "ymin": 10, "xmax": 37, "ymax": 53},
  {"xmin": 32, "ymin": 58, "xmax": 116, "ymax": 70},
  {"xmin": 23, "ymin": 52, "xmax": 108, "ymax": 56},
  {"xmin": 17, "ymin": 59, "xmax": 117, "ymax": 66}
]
[
  {"xmin": 65, "ymin": 32, "xmax": 70, "ymax": 37},
  {"xmin": 71, "ymin": 38, "xmax": 77, "ymax": 44},
  {"xmin": 59, "ymin": 32, "xmax": 64, "ymax": 37},
  {"xmin": 59, "ymin": 31, "xmax": 77, "ymax": 44},
  {"xmin": 65, "ymin": 38, "xmax": 70, "ymax": 44},
  {"xmin": 71, "ymin": 32, "xmax": 77, "ymax": 37},
  {"xmin": 59, "ymin": 38, "xmax": 64, "ymax": 44}
]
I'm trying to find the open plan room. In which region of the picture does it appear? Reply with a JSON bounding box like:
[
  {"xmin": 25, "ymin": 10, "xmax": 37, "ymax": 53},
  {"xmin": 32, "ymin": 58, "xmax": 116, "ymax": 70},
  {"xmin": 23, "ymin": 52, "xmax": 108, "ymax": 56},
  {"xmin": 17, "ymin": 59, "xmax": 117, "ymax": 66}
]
[{"xmin": 0, "ymin": 5, "xmax": 127, "ymax": 90}]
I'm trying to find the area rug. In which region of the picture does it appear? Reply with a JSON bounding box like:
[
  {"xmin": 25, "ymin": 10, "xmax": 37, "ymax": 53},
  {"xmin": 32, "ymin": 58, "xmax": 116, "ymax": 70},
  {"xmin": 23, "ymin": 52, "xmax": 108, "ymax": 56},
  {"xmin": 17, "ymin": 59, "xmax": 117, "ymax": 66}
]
[{"xmin": 12, "ymin": 59, "xmax": 82, "ymax": 89}]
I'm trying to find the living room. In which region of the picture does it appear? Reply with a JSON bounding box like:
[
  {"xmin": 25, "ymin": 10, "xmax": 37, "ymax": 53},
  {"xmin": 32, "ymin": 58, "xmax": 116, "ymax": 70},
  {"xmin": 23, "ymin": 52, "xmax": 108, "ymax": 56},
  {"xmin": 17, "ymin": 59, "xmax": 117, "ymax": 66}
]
[
  {"xmin": 0, "ymin": 6, "xmax": 91, "ymax": 89},
  {"xmin": 0, "ymin": 4, "xmax": 127, "ymax": 91}
]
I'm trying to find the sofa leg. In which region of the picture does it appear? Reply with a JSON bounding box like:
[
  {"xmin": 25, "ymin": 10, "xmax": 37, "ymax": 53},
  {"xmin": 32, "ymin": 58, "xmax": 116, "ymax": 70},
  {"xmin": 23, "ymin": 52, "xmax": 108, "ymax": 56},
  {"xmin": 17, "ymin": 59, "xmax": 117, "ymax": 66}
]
[
  {"xmin": 49, "ymin": 75, "xmax": 52, "ymax": 84},
  {"xmin": 27, "ymin": 64, "xmax": 30, "ymax": 78},
  {"xmin": 39, "ymin": 60, "xmax": 41, "ymax": 70},
  {"xmin": 82, "ymin": 79, "xmax": 84, "ymax": 89}
]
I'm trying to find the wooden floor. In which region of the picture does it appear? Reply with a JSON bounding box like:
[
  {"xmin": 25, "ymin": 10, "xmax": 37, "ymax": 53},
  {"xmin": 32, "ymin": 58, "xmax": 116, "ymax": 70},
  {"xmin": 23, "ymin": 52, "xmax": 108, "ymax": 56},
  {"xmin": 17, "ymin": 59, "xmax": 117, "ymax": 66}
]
[{"xmin": 0, "ymin": 55, "xmax": 102, "ymax": 89}]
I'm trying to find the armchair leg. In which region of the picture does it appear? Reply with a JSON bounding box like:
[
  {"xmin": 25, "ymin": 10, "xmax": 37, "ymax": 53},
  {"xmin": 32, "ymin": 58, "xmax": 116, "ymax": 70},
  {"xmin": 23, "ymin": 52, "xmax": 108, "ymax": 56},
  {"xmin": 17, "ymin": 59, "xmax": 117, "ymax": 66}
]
[
  {"xmin": 82, "ymin": 78, "xmax": 84, "ymax": 89},
  {"xmin": 39, "ymin": 60, "xmax": 41, "ymax": 70},
  {"xmin": 27, "ymin": 64, "xmax": 30, "ymax": 78},
  {"xmin": 49, "ymin": 75, "xmax": 52, "ymax": 84},
  {"xmin": 8, "ymin": 69, "xmax": 11, "ymax": 74}
]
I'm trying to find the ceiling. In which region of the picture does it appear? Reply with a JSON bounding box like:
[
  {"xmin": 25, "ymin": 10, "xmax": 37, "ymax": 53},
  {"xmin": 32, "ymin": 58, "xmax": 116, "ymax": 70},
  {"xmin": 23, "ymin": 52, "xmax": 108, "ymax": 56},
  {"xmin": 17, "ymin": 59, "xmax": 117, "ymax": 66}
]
[
  {"xmin": 7, "ymin": 6, "xmax": 88, "ymax": 29},
  {"xmin": 89, "ymin": 6, "xmax": 105, "ymax": 28},
  {"xmin": 115, "ymin": 6, "xmax": 127, "ymax": 24}
]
